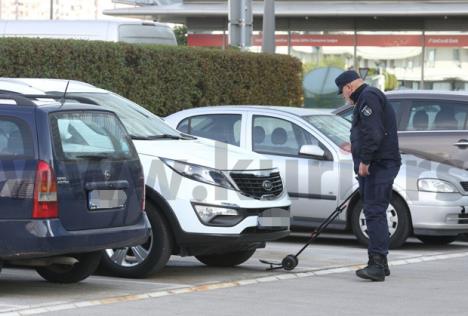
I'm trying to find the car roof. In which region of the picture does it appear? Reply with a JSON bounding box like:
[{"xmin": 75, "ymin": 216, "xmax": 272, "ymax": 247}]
[
  {"xmin": 175, "ymin": 105, "xmax": 335, "ymax": 117},
  {"xmin": 386, "ymin": 89, "xmax": 468, "ymax": 98}
]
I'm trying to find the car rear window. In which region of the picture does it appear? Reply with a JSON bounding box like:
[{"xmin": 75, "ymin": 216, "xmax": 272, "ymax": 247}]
[
  {"xmin": 50, "ymin": 111, "xmax": 136, "ymax": 161},
  {"xmin": 0, "ymin": 116, "xmax": 34, "ymax": 159}
]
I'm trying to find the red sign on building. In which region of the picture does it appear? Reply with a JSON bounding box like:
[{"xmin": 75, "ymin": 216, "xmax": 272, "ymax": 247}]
[{"xmin": 187, "ymin": 34, "xmax": 468, "ymax": 48}]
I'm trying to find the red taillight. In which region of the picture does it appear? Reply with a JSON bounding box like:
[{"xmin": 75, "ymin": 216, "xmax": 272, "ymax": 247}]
[{"xmin": 33, "ymin": 160, "xmax": 58, "ymax": 219}]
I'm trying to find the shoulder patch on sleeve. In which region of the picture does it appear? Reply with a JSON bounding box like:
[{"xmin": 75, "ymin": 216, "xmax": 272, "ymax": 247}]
[{"xmin": 361, "ymin": 105, "xmax": 373, "ymax": 117}]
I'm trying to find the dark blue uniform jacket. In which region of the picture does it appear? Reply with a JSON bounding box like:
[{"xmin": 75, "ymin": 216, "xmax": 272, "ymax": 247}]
[{"xmin": 350, "ymin": 84, "xmax": 401, "ymax": 172}]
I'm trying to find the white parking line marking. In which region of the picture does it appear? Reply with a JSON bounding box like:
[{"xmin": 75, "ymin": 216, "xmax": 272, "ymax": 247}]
[{"xmin": 4, "ymin": 251, "xmax": 468, "ymax": 316}]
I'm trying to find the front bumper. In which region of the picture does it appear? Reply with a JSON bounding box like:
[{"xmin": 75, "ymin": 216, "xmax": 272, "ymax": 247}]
[
  {"xmin": 0, "ymin": 214, "xmax": 150, "ymax": 260},
  {"xmin": 407, "ymin": 191, "xmax": 468, "ymax": 236},
  {"xmin": 176, "ymin": 228, "xmax": 290, "ymax": 256}
]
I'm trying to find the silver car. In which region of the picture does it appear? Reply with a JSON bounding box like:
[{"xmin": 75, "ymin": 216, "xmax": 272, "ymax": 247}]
[{"xmin": 166, "ymin": 106, "xmax": 468, "ymax": 248}]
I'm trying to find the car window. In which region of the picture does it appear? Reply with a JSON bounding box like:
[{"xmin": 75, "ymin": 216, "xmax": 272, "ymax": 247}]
[
  {"xmin": 403, "ymin": 100, "xmax": 468, "ymax": 131},
  {"xmin": 177, "ymin": 118, "xmax": 189, "ymax": 134},
  {"xmin": 339, "ymin": 101, "xmax": 401, "ymax": 127},
  {"xmin": 340, "ymin": 108, "xmax": 353, "ymax": 122},
  {"xmin": 252, "ymin": 115, "xmax": 322, "ymax": 157},
  {"xmin": 176, "ymin": 114, "xmax": 242, "ymax": 146},
  {"xmin": 302, "ymin": 115, "xmax": 351, "ymax": 148},
  {"xmin": 0, "ymin": 117, "xmax": 34, "ymax": 158},
  {"xmin": 50, "ymin": 111, "xmax": 135, "ymax": 161}
]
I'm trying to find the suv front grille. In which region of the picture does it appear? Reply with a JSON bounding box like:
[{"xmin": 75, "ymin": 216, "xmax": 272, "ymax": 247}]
[
  {"xmin": 230, "ymin": 171, "xmax": 283, "ymax": 199},
  {"xmin": 461, "ymin": 182, "xmax": 468, "ymax": 192}
]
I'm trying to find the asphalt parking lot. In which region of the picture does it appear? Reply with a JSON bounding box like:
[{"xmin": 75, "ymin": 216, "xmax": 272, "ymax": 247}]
[{"xmin": 1, "ymin": 234, "xmax": 468, "ymax": 316}]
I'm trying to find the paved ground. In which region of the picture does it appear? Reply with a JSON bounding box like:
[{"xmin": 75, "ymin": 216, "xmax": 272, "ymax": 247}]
[{"xmin": 1, "ymin": 234, "xmax": 467, "ymax": 315}]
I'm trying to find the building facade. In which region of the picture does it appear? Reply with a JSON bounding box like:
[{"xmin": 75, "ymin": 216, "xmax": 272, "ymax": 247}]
[
  {"xmin": 0, "ymin": 0, "xmax": 133, "ymax": 20},
  {"xmin": 104, "ymin": 0, "xmax": 468, "ymax": 91}
]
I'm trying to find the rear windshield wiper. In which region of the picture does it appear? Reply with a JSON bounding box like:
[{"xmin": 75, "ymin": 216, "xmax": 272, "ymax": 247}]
[{"xmin": 72, "ymin": 154, "xmax": 110, "ymax": 160}]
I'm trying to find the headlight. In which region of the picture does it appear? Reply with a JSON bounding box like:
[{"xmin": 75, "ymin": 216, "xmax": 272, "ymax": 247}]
[
  {"xmin": 161, "ymin": 158, "xmax": 235, "ymax": 190},
  {"xmin": 417, "ymin": 179, "xmax": 458, "ymax": 193}
]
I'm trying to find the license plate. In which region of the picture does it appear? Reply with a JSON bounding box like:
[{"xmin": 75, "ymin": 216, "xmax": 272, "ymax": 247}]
[
  {"xmin": 88, "ymin": 190, "xmax": 127, "ymax": 210},
  {"xmin": 258, "ymin": 208, "xmax": 290, "ymax": 229}
]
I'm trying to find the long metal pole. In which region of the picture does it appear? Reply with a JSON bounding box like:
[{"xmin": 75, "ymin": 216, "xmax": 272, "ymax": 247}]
[
  {"xmin": 50, "ymin": 0, "xmax": 53, "ymax": 19},
  {"xmin": 353, "ymin": 27, "xmax": 358, "ymax": 70},
  {"xmin": 421, "ymin": 30, "xmax": 426, "ymax": 89},
  {"xmin": 262, "ymin": 0, "xmax": 275, "ymax": 54}
]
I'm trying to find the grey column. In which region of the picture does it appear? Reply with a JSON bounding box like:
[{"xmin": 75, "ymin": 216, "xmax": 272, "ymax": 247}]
[
  {"xmin": 228, "ymin": 0, "xmax": 252, "ymax": 49},
  {"xmin": 228, "ymin": 0, "xmax": 241, "ymax": 47},
  {"xmin": 421, "ymin": 30, "xmax": 425, "ymax": 89},
  {"xmin": 262, "ymin": 0, "xmax": 276, "ymax": 54}
]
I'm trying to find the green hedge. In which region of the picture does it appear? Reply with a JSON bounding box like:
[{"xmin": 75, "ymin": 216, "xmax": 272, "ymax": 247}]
[{"xmin": 0, "ymin": 38, "xmax": 303, "ymax": 116}]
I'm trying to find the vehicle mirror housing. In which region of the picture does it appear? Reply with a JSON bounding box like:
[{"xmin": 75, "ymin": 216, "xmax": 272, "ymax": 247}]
[{"xmin": 299, "ymin": 144, "xmax": 325, "ymax": 158}]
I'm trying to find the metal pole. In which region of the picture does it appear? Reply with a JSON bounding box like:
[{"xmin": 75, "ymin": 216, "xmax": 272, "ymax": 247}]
[
  {"xmin": 228, "ymin": 0, "xmax": 241, "ymax": 47},
  {"xmin": 353, "ymin": 27, "xmax": 358, "ymax": 70},
  {"xmin": 262, "ymin": 0, "xmax": 275, "ymax": 54},
  {"xmin": 50, "ymin": 0, "xmax": 53, "ymax": 19},
  {"xmin": 421, "ymin": 30, "xmax": 426, "ymax": 89}
]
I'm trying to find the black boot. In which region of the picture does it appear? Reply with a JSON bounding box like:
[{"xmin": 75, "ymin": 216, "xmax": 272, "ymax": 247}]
[
  {"xmin": 362, "ymin": 254, "xmax": 390, "ymax": 276},
  {"xmin": 356, "ymin": 254, "xmax": 386, "ymax": 281},
  {"xmin": 383, "ymin": 256, "xmax": 390, "ymax": 277}
]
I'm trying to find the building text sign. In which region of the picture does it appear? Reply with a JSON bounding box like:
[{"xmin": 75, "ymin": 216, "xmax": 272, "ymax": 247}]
[{"xmin": 188, "ymin": 34, "xmax": 468, "ymax": 48}]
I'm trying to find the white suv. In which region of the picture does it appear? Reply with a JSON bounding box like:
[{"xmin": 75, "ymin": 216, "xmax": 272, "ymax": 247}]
[{"xmin": 0, "ymin": 78, "xmax": 291, "ymax": 278}]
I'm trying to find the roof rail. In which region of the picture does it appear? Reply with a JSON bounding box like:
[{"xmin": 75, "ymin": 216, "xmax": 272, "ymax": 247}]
[
  {"xmin": 22, "ymin": 94, "xmax": 100, "ymax": 106},
  {"xmin": 0, "ymin": 93, "xmax": 38, "ymax": 107},
  {"xmin": 0, "ymin": 92, "xmax": 100, "ymax": 106}
]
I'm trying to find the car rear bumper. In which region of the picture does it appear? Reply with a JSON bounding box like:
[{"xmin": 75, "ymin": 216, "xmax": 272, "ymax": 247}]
[{"xmin": 0, "ymin": 214, "xmax": 150, "ymax": 260}]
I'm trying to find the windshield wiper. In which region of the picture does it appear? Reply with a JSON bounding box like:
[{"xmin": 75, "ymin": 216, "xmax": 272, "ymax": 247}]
[
  {"xmin": 131, "ymin": 134, "xmax": 183, "ymax": 140},
  {"xmin": 180, "ymin": 133, "xmax": 197, "ymax": 140}
]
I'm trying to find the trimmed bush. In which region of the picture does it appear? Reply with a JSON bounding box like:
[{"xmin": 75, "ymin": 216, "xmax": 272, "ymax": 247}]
[{"xmin": 0, "ymin": 38, "xmax": 303, "ymax": 116}]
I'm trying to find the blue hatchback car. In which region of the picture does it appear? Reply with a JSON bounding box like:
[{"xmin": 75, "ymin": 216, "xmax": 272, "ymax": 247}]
[{"xmin": 0, "ymin": 94, "xmax": 149, "ymax": 283}]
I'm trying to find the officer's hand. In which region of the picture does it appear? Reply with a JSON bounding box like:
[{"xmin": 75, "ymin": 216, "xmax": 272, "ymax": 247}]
[{"xmin": 358, "ymin": 162, "xmax": 370, "ymax": 177}]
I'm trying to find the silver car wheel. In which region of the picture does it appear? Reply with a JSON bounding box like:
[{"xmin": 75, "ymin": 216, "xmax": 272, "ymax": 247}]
[
  {"xmin": 105, "ymin": 230, "xmax": 153, "ymax": 268},
  {"xmin": 358, "ymin": 203, "xmax": 399, "ymax": 238}
]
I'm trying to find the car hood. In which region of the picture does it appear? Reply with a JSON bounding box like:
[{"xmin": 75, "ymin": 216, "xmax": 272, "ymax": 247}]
[{"xmin": 133, "ymin": 137, "xmax": 272, "ymax": 171}]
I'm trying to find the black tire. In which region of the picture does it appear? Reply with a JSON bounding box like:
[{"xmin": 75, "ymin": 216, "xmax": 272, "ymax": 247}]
[
  {"xmin": 100, "ymin": 201, "xmax": 172, "ymax": 278},
  {"xmin": 36, "ymin": 251, "xmax": 102, "ymax": 283},
  {"xmin": 196, "ymin": 249, "xmax": 256, "ymax": 267},
  {"xmin": 417, "ymin": 235, "xmax": 458, "ymax": 245},
  {"xmin": 350, "ymin": 194, "xmax": 411, "ymax": 249}
]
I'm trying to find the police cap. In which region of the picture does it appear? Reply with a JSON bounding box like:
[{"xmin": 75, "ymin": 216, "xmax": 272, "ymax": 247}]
[{"xmin": 335, "ymin": 70, "xmax": 360, "ymax": 95}]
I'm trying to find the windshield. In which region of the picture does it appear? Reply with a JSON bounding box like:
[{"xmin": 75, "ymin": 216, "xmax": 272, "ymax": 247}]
[
  {"xmin": 59, "ymin": 92, "xmax": 182, "ymax": 139},
  {"xmin": 302, "ymin": 115, "xmax": 351, "ymax": 147}
]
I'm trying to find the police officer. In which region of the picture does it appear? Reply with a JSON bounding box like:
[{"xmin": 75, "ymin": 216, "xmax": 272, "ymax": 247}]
[{"xmin": 335, "ymin": 70, "xmax": 401, "ymax": 282}]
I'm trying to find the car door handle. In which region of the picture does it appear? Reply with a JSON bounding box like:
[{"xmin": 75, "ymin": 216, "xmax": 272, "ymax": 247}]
[
  {"xmin": 85, "ymin": 180, "xmax": 129, "ymax": 191},
  {"xmin": 453, "ymin": 139, "xmax": 468, "ymax": 147}
]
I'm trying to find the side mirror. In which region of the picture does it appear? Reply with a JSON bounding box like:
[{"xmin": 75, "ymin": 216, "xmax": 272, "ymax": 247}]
[{"xmin": 299, "ymin": 144, "xmax": 325, "ymax": 158}]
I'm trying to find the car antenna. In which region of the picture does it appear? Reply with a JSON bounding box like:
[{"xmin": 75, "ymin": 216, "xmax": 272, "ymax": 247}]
[{"xmin": 59, "ymin": 80, "xmax": 71, "ymax": 108}]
